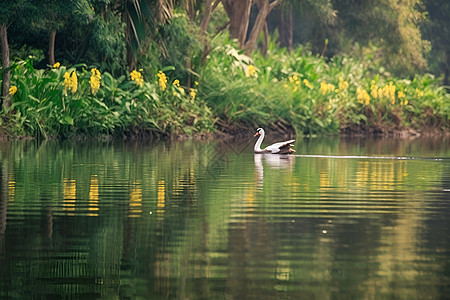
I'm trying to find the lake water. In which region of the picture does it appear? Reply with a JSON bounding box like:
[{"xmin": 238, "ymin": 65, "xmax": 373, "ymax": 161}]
[{"xmin": 0, "ymin": 136, "xmax": 449, "ymax": 299}]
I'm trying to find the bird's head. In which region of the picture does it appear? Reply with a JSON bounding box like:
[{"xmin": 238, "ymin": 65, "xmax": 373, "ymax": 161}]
[{"xmin": 254, "ymin": 128, "xmax": 263, "ymax": 137}]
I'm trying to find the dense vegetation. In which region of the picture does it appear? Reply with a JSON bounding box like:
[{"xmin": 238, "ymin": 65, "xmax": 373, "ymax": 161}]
[
  {"xmin": 0, "ymin": 0, "xmax": 449, "ymax": 139},
  {"xmin": 201, "ymin": 35, "xmax": 449, "ymax": 136},
  {"xmin": 4, "ymin": 58, "xmax": 213, "ymax": 138}
]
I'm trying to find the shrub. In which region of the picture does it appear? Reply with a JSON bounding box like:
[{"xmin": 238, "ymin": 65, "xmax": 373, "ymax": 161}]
[
  {"xmin": 199, "ymin": 34, "xmax": 449, "ymax": 135},
  {"xmin": 3, "ymin": 57, "xmax": 213, "ymax": 139}
]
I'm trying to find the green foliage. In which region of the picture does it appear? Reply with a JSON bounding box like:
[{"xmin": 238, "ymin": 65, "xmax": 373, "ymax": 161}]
[
  {"xmin": 199, "ymin": 34, "xmax": 449, "ymax": 135},
  {"xmin": 88, "ymin": 12, "xmax": 127, "ymax": 76},
  {"xmin": 422, "ymin": 0, "xmax": 450, "ymax": 85},
  {"xmin": 3, "ymin": 57, "xmax": 213, "ymax": 139},
  {"xmin": 273, "ymin": 0, "xmax": 430, "ymax": 76},
  {"xmin": 135, "ymin": 12, "xmax": 202, "ymax": 85},
  {"xmin": 2, "ymin": 5, "xmax": 449, "ymax": 139},
  {"xmin": 0, "ymin": 0, "xmax": 36, "ymax": 24},
  {"xmin": 159, "ymin": 12, "xmax": 202, "ymax": 83}
]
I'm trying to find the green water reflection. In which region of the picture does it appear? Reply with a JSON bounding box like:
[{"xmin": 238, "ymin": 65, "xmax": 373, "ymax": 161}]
[{"xmin": 0, "ymin": 137, "xmax": 449, "ymax": 299}]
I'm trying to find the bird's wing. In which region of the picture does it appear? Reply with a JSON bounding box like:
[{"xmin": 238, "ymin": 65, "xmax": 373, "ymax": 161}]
[{"xmin": 265, "ymin": 140, "xmax": 295, "ymax": 153}]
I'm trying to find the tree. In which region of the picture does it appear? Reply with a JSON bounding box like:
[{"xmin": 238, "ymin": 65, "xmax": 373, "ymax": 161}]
[
  {"xmin": 244, "ymin": 0, "xmax": 280, "ymax": 55},
  {"xmin": 0, "ymin": 1, "xmax": 31, "ymax": 108},
  {"xmin": 423, "ymin": 0, "xmax": 450, "ymax": 85},
  {"xmin": 221, "ymin": 0, "xmax": 252, "ymax": 48},
  {"xmin": 332, "ymin": 0, "xmax": 429, "ymax": 75},
  {"xmin": 277, "ymin": 5, "xmax": 293, "ymax": 51},
  {"xmin": 119, "ymin": 0, "xmax": 174, "ymax": 69},
  {"xmin": 272, "ymin": 0, "xmax": 336, "ymax": 52},
  {"xmin": 0, "ymin": 23, "xmax": 10, "ymax": 108},
  {"xmin": 221, "ymin": 0, "xmax": 282, "ymax": 55},
  {"xmin": 199, "ymin": 0, "xmax": 222, "ymax": 34},
  {"xmin": 36, "ymin": 0, "xmax": 94, "ymax": 66}
]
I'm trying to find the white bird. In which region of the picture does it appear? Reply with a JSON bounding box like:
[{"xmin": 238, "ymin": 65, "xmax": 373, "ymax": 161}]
[{"xmin": 253, "ymin": 128, "xmax": 295, "ymax": 154}]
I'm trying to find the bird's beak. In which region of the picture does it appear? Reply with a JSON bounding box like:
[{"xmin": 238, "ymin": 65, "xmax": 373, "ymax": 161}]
[{"xmin": 254, "ymin": 132, "xmax": 259, "ymax": 137}]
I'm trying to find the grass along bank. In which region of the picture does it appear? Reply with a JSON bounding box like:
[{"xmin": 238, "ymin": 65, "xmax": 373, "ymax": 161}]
[
  {"xmin": 1, "ymin": 38, "xmax": 449, "ymax": 139},
  {"xmin": 1, "ymin": 58, "xmax": 214, "ymax": 139},
  {"xmin": 198, "ymin": 36, "xmax": 449, "ymax": 137}
]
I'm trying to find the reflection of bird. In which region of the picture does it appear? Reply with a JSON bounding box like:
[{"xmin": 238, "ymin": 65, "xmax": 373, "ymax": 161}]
[
  {"xmin": 254, "ymin": 154, "xmax": 264, "ymax": 189},
  {"xmin": 261, "ymin": 153, "xmax": 295, "ymax": 168},
  {"xmin": 254, "ymin": 153, "xmax": 295, "ymax": 189},
  {"xmin": 253, "ymin": 128, "xmax": 295, "ymax": 154}
]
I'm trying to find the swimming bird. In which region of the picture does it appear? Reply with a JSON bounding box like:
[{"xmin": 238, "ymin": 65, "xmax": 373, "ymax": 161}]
[{"xmin": 253, "ymin": 128, "xmax": 295, "ymax": 154}]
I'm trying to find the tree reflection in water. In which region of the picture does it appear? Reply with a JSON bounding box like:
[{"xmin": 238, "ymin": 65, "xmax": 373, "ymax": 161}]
[{"xmin": 0, "ymin": 137, "xmax": 448, "ymax": 299}]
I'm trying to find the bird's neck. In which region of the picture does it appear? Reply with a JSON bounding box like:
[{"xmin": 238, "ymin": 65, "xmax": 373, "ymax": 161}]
[{"xmin": 254, "ymin": 131, "xmax": 264, "ymax": 152}]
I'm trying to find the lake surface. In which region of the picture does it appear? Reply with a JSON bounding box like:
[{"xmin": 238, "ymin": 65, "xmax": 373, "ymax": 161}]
[{"xmin": 0, "ymin": 136, "xmax": 449, "ymax": 299}]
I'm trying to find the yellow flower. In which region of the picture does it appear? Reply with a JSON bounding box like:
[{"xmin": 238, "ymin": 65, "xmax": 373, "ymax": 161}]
[
  {"xmin": 320, "ymin": 81, "xmax": 335, "ymax": 94},
  {"xmin": 338, "ymin": 77, "xmax": 349, "ymax": 91},
  {"xmin": 370, "ymin": 81, "xmax": 378, "ymax": 99},
  {"xmin": 389, "ymin": 84, "xmax": 396, "ymax": 101},
  {"xmin": 63, "ymin": 71, "xmax": 78, "ymax": 95},
  {"xmin": 416, "ymin": 88, "xmax": 424, "ymax": 97},
  {"xmin": 320, "ymin": 81, "xmax": 329, "ymax": 95},
  {"xmin": 370, "ymin": 84, "xmax": 378, "ymax": 99},
  {"xmin": 53, "ymin": 62, "xmax": 60, "ymax": 69},
  {"xmin": 71, "ymin": 72, "xmax": 78, "ymax": 93},
  {"xmin": 356, "ymin": 87, "xmax": 370, "ymax": 105},
  {"xmin": 381, "ymin": 82, "xmax": 396, "ymax": 104},
  {"xmin": 246, "ymin": 64, "xmax": 257, "ymax": 77},
  {"xmin": 9, "ymin": 85, "xmax": 17, "ymax": 96},
  {"xmin": 382, "ymin": 85, "xmax": 390, "ymax": 98},
  {"xmin": 89, "ymin": 68, "xmax": 101, "ymax": 95},
  {"xmin": 130, "ymin": 70, "xmax": 144, "ymax": 87},
  {"xmin": 190, "ymin": 88, "xmax": 196, "ymax": 101},
  {"xmin": 157, "ymin": 71, "xmax": 167, "ymax": 91},
  {"xmin": 194, "ymin": 81, "xmax": 199, "ymax": 86},
  {"xmin": 384, "ymin": 82, "xmax": 396, "ymax": 104},
  {"xmin": 329, "ymin": 83, "xmax": 335, "ymax": 92},
  {"xmin": 173, "ymin": 79, "xmax": 180, "ymax": 87},
  {"xmin": 397, "ymin": 91, "xmax": 405, "ymax": 99},
  {"xmin": 303, "ymin": 79, "xmax": 313, "ymax": 89},
  {"xmin": 289, "ymin": 75, "xmax": 299, "ymax": 83},
  {"xmin": 370, "ymin": 88, "xmax": 378, "ymax": 99}
]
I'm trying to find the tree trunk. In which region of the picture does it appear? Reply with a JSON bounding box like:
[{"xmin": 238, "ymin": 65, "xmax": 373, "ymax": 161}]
[
  {"xmin": 200, "ymin": 0, "xmax": 213, "ymax": 34},
  {"xmin": 286, "ymin": 9, "xmax": 293, "ymax": 51},
  {"xmin": 200, "ymin": 0, "xmax": 221, "ymax": 34},
  {"xmin": 0, "ymin": 23, "xmax": 11, "ymax": 110},
  {"xmin": 279, "ymin": 7, "xmax": 293, "ymax": 51},
  {"xmin": 127, "ymin": 47, "xmax": 137, "ymax": 71},
  {"xmin": 261, "ymin": 22, "xmax": 269, "ymax": 56},
  {"xmin": 199, "ymin": 0, "xmax": 221, "ymax": 65},
  {"xmin": 124, "ymin": 9, "xmax": 137, "ymax": 70},
  {"xmin": 244, "ymin": 0, "xmax": 279, "ymax": 55},
  {"xmin": 222, "ymin": 0, "xmax": 252, "ymax": 48},
  {"xmin": 48, "ymin": 29, "xmax": 56, "ymax": 66},
  {"xmin": 444, "ymin": 51, "xmax": 450, "ymax": 87},
  {"xmin": 186, "ymin": 0, "xmax": 195, "ymax": 21}
]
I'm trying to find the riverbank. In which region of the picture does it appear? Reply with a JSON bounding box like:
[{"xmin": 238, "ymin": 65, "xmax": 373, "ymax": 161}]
[
  {"xmin": 213, "ymin": 119, "xmax": 449, "ymax": 139},
  {"xmin": 1, "ymin": 116, "xmax": 449, "ymax": 142},
  {"xmin": 2, "ymin": 43, "xmax": 449, "ymax": 141}
]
